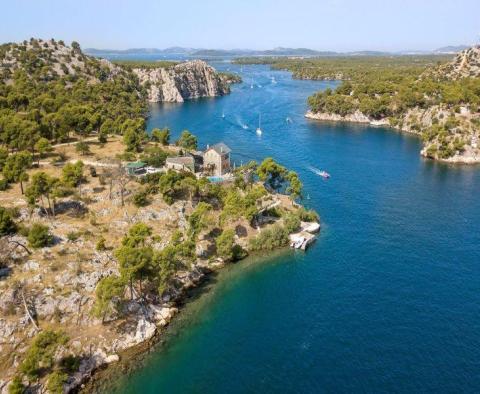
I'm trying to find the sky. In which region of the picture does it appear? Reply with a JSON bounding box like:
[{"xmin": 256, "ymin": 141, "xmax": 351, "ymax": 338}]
[{"xmin": 1, "ymin": 0, "xmax": 479, "ymax": 51}]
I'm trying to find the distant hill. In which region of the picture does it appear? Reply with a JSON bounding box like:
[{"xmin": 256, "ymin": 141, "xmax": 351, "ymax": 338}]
[
  {"xmin": 86, "ymin": 47, "xmax": 343, "ymax": 58},
  {"xmin": 434, "ymin": 45, "xmax": 470, "ymax": 54},
  {"xmin": 85, "ymin": 45, "xmax": 476, "ymax": 59},
  {"xmin": 84, "ymin": 47, "xmax": 197, "ymax": 56},
  {"xmin": 426, "ymin": 46, "xmax": 480, "ymax": 80}
]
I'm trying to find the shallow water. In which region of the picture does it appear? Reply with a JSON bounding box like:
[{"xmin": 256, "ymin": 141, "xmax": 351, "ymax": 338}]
[{"xmin": 110, "ymin": 64, "xmax": 480, "ymax": 393}]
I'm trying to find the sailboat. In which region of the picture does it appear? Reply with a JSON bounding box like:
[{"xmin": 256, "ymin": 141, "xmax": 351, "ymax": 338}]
[
  {"xmin": 256, "ymin": 114, "xmax": 262, "ymax": 135},
  {"xmin": 250, "ymin": 78, "xmax": 254, "ymax": 89},
  {"xmin": 221, "ymin": 111, "xmax": 225, "ymax": 119}
]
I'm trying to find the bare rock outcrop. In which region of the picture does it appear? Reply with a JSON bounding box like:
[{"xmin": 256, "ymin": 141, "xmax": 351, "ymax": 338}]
[{"xmin": 133, "ymin": 60, "xmax": 231, "ymax": 102}]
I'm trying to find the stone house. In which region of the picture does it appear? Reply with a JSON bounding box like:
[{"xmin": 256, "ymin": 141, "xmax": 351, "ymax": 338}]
[
  {"xmin": 203, "ymin": 143, "xmax": 231, "ymax": 176},
  {"xmin": 165, "ymin": 156, "xmax": 195, "ymax": 172}
]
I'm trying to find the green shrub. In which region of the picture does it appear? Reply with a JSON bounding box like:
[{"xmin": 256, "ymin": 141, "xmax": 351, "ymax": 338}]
[
  {"xmin": 27, "ymin": 223, "xmax": 53, "ymax": 248},
  {"xmin": 216, "ymin": 229, "xmax": 246, "ymax": 262},
  {"xmin": 0, "ymin": 178, "xmax": 9, "ymax": 191},
  {"xmin": 296, "ymin": 207, "xmax": 319, "ymax": 222},
  {"xmin": 249, "ymin": 224, "xmax": 289, "ymax": 251},
  {"xmin": 283, "ymin": 212, "xmax": 301, "ymax": 233},
  {"xmin": 62, "ymin": 161, "xmax": 84, "ymax": 187},
  {"xmin": 96, "ymin": 237, "xmax": 107, "ymax": 251},
  {"xmin": 140, "ymin": 146, "xmax": 167, "ymax": 168},
  {"xmin": 93, "ymin": 275, "xmax": 125, "ymax": 319},
  {"xmin": 7, "ymin": 376, "xmax": 25, "ymax": 394},
  {"xmin": 19, "ymin": 330, "xmax": 68, "ymax": 379},
  {"xmin": 176, "ymin": 130, "xmax": 197, "ymax": 150},
  {"xmin": 0, "ymin": 206, "xmax": 17, "ymax": 235},
  {"xmin": 150, "ymin": 127, "xmax": 170, "ymax": 145},
  {"xmin": 46, "ymin": 370, "xmax": 68, "ymax": 394},
  {"xmin": 66, "ymin": 231, "xmax": 80, "ymax": 242},
  {"xmin": 75, "ymin": 141, "xmax": 91, "ymax": 155},
  {"xmin": 59, "ymin": 354, "xmax": 80, "ymax": 373},
  {"xmin": 133, "ymin": 189, "xmax": 150, "ymax": 207},
  {"xmin": 215, "ymin": 229, "xmax": 235, "ymax": 261}
]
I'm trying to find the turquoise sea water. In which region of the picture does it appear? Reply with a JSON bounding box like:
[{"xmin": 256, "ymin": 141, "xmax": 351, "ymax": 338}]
[{"xmin": 109, "ymin": 64, "xmax": 480, "ymax": 393}]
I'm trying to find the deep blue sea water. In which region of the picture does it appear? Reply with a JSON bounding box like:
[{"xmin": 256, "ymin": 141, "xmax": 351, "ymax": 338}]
[{"xmin": 108, "ymin": 64, "xmax": 480, "ymax": 393}]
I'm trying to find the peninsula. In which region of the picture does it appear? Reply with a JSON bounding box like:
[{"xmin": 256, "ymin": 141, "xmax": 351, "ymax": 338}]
[
  {"xmin": 236, "ymin": 49, "xmax": 480, "ymax": 164},
  {"xmin": 0, "ymin": 39, "xmax": 318, "ymax": 393}
]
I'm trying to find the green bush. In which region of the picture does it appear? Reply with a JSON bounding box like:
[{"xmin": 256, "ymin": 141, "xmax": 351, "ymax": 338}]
[
  {"xmin": 7, "ymin": 376, "xmax": 25, "ymax": 394},
  {"xmin": 140, "ymin": 146, "xmax": 167, "ymax": 168},
  {"xmin": 0, "ymin": 206, "xmax": 17, "ymax": 235},
  {"xmin": 46, "ymin": 370, "xmax": 68, "ymax": 394},
  {"xmin": 215, "ymin": 229, "xmax": 235, "ymax": 261},
  {"xmin": 283, "ymin": 212, "xmax": 301, "ymax": 233},
  {"xmin": 28, "ymin": 223, "xmax": 54, "ymax": 248},
  {"xmin": 115, "ymin": 151, "xmax": 136, "ymax": 161},
  {"xmin": 296, "ymin": 207, "xmax": 319, "ymax": 222},
  {"xmin": 75, "ymin": 141, "xmax": 91, "ymax": 155},
  {"xmin": 176, "ymin": 130, "xmax": 197, "ymax": 150},
  {"xmin": 150, "ymin": 127, "xmax": 170, "ymax": 145},
  {"xmin": 133, "ymin": 189, "xmax": 150, "ymax": 207},
  {"xmin": 249, "ymin": 224, "xmax": 289, "ymax": 251},
  {"xmin": 0, "ymin": 178, "xmax": 9, "ymax": 191},
  {"xmin": 59, "ymin": 355, "xmax": 80, "ymax": 373},
  {"xmin": 96, "ymin": 237, "xmax": 107, "ymax": 251},
  {"xmin": 19, "ymin": 330, "xmax": 68, "ymax": 379},
  {"xmin": 62, "ymin": 161, "xmax": 84, "ymax": 187},
  {"xmin": 66, "ymin": 231, "xmax": 80, "ymax": 242}
]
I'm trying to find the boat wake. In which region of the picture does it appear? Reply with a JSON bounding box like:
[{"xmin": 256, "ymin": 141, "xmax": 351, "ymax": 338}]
[
  {"xmin": 307, "ymin": 166, "xmax": 330, "ymax": 179},
  {"xmin": 234, "ymin": 115, "xmax": 249, "ymax": 130}
]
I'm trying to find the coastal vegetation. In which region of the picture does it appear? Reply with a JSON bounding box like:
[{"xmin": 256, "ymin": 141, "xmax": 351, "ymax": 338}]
[
  {"xmin": 112, "ymin": 60, "xmax": 179, "ymax": 70},
  {"xmin": 0, "ymin": 128, "xmax": 315, "ymax": 391},
  {"xmin": 0, "ymin": 39, "xmax": 147, "ymax": 153},
  {"xmin": 233, "ymin": 55, "xmax": 451, "ymax": 80},
  {"xmin": 0, "ymin": 38, "xmax": 318, "ymax": 393},
  {"xmin": 236, "ymin": 50, "xmax": 480, "ymax": 162}
]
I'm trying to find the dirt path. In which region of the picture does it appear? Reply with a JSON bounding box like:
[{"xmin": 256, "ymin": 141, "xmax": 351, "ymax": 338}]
[
  {"xmin": 52, "ymin": 136, "xmax": 98, "ymax": 148},
  {"xmin": 38, "ymin": 158, "xmax": 119, "ymax": 168}
]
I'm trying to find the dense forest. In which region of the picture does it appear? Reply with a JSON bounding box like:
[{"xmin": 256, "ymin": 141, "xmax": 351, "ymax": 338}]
[
  {"xmin": 0, "ymin": 38, "xmax": 147, "ymax": 154},
  {"xmin": 112, "ymin": 59, "xmax": 180, "ymax": 70},
  {"xmin": 233, "ymin": 55, "xmax": 451, "ymax": 80}
]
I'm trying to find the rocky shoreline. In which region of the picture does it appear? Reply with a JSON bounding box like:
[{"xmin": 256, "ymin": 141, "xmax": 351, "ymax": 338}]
[
  {"xmin": 73, "ymin": 261, "xmax": 213, "ymax": 393},
  {"xmin": 69, "ymin": 229, "xmax": 318, "ymax": 394},
  {"xmin": 305, "ymin": 110, "xmax": 480, "ymax": 164},
  {"xmin": 0, "ymin": 133, "xmax": 320, "ymax": 393},
  {"xmin": 78, "ymin": 248, "xmax": 290, "ymax": 393}
]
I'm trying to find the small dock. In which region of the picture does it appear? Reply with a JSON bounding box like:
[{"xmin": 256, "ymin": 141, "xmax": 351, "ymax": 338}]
[{"xmin": 289, "ymin": 221, "xmax": 321, "ymax": 250}]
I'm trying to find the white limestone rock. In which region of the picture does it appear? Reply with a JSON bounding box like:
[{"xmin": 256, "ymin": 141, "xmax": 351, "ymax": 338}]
[{"xmin": 134, "ymin": 60, "xmax": 230, "ymax": 103}]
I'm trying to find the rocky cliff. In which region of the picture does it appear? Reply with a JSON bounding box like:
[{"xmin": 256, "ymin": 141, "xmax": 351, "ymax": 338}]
[{"xmin": 133, "ymin": 60, "xmax": 231, "ymax": 102}]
